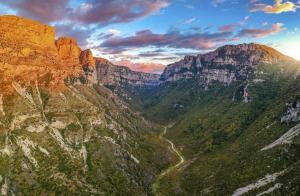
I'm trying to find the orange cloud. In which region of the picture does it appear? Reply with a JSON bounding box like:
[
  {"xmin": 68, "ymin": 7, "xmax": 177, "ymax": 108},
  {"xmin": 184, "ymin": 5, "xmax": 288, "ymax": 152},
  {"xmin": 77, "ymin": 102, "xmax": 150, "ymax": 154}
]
[{"xmin": 251, "ymin": 0, "xmax": 297, "ymax": 14}]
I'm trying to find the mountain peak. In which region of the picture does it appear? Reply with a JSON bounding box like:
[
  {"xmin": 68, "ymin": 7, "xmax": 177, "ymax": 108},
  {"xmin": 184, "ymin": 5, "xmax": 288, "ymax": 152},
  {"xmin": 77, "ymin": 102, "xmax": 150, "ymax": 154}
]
[
  {"xmin": 206, "ymin": 43, "xmax": 293, "ymax": 64},
  {"xmin": 160, "ymin": 43, "xmax": 296, "ymax": 82}
]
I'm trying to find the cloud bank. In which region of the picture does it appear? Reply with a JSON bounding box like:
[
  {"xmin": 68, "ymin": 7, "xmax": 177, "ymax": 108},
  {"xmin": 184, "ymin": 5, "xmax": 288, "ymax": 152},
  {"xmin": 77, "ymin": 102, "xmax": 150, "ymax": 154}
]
[{"xmin": 100, "ymin": 29, "xmax": 233, "ymax": 53}]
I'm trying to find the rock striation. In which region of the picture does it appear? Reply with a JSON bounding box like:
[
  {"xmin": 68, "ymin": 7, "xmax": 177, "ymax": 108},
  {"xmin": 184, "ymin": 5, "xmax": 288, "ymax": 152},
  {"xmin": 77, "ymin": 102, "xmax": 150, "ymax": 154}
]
[
  {"xmin": 160, "ymin": 43, "xmax": 296, "ymax": 84},
  {"xmin": 96, "ymin": 58, "xmax": 160, "ymax": 86}
]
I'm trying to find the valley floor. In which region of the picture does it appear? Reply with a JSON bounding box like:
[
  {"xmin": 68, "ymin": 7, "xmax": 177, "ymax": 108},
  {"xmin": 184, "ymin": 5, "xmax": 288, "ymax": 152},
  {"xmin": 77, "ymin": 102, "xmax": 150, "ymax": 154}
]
[{"xmin": 152, "ymin": 125, "xmax": 185, "ymax": 195}]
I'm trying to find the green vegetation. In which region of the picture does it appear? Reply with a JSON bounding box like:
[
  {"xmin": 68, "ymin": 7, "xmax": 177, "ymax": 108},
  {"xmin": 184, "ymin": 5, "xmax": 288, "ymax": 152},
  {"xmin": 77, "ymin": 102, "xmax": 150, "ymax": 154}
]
[
  {"xmin": 0, "ymin": 84, "xmax": 175, "ymax": 195},
  {"xmin": 1, "ymin": 61, "xmax": 300, "ymax": 195},
  {"xmin": 127, "ymin": 63, "xmax": 300, "ymax": 195}
]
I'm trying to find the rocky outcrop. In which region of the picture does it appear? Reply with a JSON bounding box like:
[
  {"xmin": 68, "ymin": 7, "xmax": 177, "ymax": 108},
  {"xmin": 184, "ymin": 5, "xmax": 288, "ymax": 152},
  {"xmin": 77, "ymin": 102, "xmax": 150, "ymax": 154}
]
[
  {"xmin": 96, "ymin": 58, "xmax": 160, "ymax": 86},
  {"xmin": 281, "ymin": 100, "xmax": 300, "ymax": 123},
  {"xmin": 160, "ymin": 43, "xmax": 296, "ymax": 85},
  {"xmin": 55, "ymin": 38, "xmax": 97, "ymax": 84},
  {"xmin": 80, "ymin": 49, "xmax": 97, "ymax": 84},
  {"xmin": 197, "ymin": 43, "xmax": 292, "ymax": 67},
  {"xmin": 0, "ymin": 15, "xmax": 58, "ymax": 62},
  {"xmin": 80, "ymin": 49, "xmax": 95, "ymax": 67}
]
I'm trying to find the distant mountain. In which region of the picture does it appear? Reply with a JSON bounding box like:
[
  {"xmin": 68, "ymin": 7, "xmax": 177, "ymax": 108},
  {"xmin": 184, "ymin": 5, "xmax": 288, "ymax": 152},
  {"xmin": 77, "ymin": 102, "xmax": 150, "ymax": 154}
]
[
  {"xmin": 160, "ymin": 43, "xmax": 296, "ymax": 83},
  {"xmin": 95, "ymin": 58, "xmax": 160, "ymax": 86},
  {"xmin": 99, "ymin": 43, "xmax": 298, "ymax": 91}
]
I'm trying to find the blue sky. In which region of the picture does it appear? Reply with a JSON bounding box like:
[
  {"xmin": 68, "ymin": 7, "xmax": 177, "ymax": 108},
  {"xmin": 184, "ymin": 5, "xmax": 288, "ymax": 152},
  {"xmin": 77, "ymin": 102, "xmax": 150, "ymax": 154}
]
[{"xmin": 0, "ymin": 0, "xmax": 300, "ymax": 73}]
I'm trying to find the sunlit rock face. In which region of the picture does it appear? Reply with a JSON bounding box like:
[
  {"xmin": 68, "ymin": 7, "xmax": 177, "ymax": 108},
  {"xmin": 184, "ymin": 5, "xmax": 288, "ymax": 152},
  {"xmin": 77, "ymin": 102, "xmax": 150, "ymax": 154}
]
[
  {"xmin": 95, "ymin": 58, "xmax": 161, "ymax": 86},
  {"xmin": 0, "ymin": 15, "xmax": 58, "ymax": 61},
  {"xmin": 0, "ymin": 16, "xmax": 99, "ymax": 94},
  {"xmin": 197, "ymin": 43, "xmax": 292, "ymax": 66},
  {"xmin": 160, "ymin": 43, "xmax": 295, "ymax": 84},
  {"xmin": 0, "ymin": 15, "xmax": 66, "ymax": 93},
  {"xmin": 80, "ymin": 49, "xmax": 96, "ymax": 68}
]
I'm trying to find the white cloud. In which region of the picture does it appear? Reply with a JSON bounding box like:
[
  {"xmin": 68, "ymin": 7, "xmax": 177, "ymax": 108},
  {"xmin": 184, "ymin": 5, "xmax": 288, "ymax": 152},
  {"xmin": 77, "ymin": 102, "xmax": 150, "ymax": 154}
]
[
  {"xmin": 184, "ymin": 17, "xmax": 196, "ymax": 24},
  {"xmin": 107, "ymin": 29, "xmax": 121, "ymax": 37}
]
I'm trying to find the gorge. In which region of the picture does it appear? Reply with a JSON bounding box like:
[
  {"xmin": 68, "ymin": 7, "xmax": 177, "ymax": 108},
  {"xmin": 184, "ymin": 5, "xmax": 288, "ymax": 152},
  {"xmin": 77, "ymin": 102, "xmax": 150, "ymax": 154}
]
[{"xmin": 0, "ymin": 15, "xmax": 299, "ymax": 195}]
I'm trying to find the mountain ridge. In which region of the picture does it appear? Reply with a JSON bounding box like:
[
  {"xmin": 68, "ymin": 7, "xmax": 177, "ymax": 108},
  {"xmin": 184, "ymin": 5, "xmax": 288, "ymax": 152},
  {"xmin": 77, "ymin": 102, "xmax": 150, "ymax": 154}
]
[
  {"xmin": 2, "ymin": 15, "xmax": 298, "ymax": 92},
  {"xmin": 95, "ymin": 58, "xmax": 161, "ymax": 86},
  {"xmin": 160, "ymin": 43, "xmax": 297, "ymax": 83}
]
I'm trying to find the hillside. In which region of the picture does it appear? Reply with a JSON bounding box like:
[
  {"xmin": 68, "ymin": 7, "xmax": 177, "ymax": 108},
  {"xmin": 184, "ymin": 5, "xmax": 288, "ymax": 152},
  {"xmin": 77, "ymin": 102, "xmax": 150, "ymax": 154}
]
[
  {"xmin": 0, "ymin": 15, "xmax": 175, "ymax": 195},
  {"xmin": 128, "ymin": 44, "xmax": 300, "ymax": 195}
]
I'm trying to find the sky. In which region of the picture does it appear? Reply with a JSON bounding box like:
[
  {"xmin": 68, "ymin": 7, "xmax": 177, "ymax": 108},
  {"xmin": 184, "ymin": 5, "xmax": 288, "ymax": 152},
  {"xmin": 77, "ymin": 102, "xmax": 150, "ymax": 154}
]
[{"xmin": 0, "ymin": 0, "xmax": 300, "ymax": 73}]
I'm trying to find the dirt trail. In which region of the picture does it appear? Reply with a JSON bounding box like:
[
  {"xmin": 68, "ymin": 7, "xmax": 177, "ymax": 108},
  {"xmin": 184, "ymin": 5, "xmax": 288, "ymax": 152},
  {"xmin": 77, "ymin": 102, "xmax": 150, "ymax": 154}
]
[{"xmin": 152, "ymin": 126, "xmax": 185, "ymax": 195}]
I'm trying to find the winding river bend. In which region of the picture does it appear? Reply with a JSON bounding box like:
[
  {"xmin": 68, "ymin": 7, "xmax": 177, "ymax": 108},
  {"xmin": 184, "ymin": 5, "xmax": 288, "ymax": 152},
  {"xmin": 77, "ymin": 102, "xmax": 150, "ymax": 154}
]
[{"xmin": 152, "ymin": 126, "xmax": 185, "ymax": 195}]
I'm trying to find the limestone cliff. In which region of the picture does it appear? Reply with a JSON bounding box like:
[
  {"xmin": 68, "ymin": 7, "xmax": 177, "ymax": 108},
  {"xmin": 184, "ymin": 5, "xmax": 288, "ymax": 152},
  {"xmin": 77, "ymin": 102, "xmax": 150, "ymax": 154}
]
[
  {"xmin": 96, "ymin": 58, "xmax": 160, "ymax": 86},
  {"xmin": 0, "ymin": 15, "xmax": 98, "ymax": 94},
  {"xmin": 0, "ymin": 15, "xmax": 65, "ymax": 93},
  {"xmin": 160, "ymin": 43, "xmax": 296, "ymax": 84}
]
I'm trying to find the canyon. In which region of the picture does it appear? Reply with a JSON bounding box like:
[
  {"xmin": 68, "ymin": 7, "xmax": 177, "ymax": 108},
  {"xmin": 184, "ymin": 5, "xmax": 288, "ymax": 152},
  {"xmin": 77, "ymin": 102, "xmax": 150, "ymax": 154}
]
[{"xmin": 0, "ymin": 15, "xmax": 299, "ymax": 196}]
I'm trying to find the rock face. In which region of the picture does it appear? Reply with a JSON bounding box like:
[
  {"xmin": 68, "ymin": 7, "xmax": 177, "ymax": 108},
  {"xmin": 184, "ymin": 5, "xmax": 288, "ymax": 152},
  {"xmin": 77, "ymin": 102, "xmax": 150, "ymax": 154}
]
[
  {"xmin": 55, "ymin": 38, "xmax": 97, "ymax": 84},
  {"xmin": 80, "ymin": 49, "xmax": 96, "ymax": 67},
  {"xmin": 0, "ymin": 15, "xmax": 64, "ymax": 93},
  {"xmin": 160, "ymin": 43, "xmax": 295, "ymax": 84},
  {"xmin": 0, "ymin": 15, "xmax": 58, "ymax": 60},
  {"xmin": 96, "ymin": 58, "xmax": 160, "ymax": 86},
  {"xmin": 281, "ymin": 100, "xmax": 300, "ymax": 123},
  {"xmin": 0, "ymin": 15, "xmax": 98, "ymax": 94}
]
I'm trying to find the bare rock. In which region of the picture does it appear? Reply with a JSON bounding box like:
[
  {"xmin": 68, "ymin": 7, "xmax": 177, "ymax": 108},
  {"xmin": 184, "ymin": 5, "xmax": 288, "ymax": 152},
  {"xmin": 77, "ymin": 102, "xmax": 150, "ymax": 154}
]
[{"xmin": 160, "ymin": 43, "xmax": 296, "ymax": 84}]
